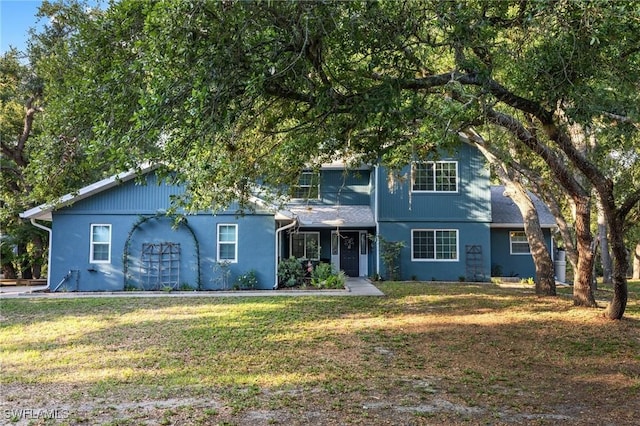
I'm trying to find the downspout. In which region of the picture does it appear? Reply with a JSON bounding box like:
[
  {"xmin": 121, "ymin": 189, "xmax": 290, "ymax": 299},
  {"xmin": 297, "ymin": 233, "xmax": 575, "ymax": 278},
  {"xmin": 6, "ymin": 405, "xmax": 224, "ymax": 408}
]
[
  {"xmin": 29, "ymin": 219, "xmax": 52, "ymax": 292},
  {"xmin": 274, "ymin": 219, "xmax": 297, "ymax": 289},
  {"xmin": 374, "ymin": 166, "xmax": 380, "ymax": 277}
]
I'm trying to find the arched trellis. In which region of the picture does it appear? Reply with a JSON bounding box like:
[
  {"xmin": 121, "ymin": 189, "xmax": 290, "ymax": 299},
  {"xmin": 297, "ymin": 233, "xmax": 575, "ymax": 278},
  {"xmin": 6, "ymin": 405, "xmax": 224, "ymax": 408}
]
[{"xmin": 122, "ymin": 213, "xmax": 202, "ymax": 290}]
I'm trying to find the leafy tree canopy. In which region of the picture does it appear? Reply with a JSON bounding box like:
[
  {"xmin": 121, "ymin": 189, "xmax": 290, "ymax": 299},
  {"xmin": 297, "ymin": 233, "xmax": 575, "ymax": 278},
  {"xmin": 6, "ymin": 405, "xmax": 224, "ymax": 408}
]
[
  {"xmin": 1, "ymin": 49, "xmax": 47, "ymax": 278},
  {"xmin": 26, "ymin": 0, "xmax": 640, "ymax": 317},
  {"xmin": 35, "ymin": 0, "xmax": 639, "ymax": 213}
]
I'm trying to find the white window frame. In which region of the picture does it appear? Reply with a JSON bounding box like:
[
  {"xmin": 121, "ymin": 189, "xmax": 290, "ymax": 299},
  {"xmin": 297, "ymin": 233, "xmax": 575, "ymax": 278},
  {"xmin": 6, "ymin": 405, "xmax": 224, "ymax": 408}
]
[
  {"xmin": 510, "ymin": 231, "xmax": 531, "ymax": 255},
  {"xmin": 411, "ymin": 229, "xmax": 459, "ymax": 261},
  {"xmin": 411, "ymin": 161, "xmax": 459, "ymax": 193},
  {"xmin": 290, "ymin": 232, "xmax": 320, "ymax": 260},
  {"xmin": 217, "ymin": 224, "xmax": 238, "ymax": 263},
  {"xmin": 360, "ymin": 232, "xmax": 368, "ymax": 255},
  {"xmin": 90, "ymin": 224, "xmax": 112, "ymax": 264},
  {"xmin": 331, "ymin": 232, "xmax": 339, "ymax": 256},
  {"xmin": 291, "ymin": 171, "xmax": 320, "ymax": 199}
]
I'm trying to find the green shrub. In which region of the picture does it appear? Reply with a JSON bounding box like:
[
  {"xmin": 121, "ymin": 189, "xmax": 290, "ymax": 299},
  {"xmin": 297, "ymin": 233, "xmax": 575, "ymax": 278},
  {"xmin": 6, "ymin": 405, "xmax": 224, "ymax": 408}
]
[
  {"xmin": 491, "ymin": 263, "xmax": 503, "ymax": 277},
  {"xmin": 520, "ymin": 277, "xmax": 535, "ymax": 286},
  {"xmin": 178, "ymin": 283, "xmax": 195, "ymax": 291},
  {"xmin": 377, "ymin": 236, "xmax": 405, "ymax": 280},
  {"xmin": 213, "ymin": 260, "xmax": 232, "ymax": 289},
  {"xmin": 278, "ymin": 257, "xmax": 304, "ymax": 287},
  {"xmin": 234, "ymin": 270, "xmax": 258, "ymax": 290},
  {"xmin": 324, "ymin": 271, "xmax": 347, "ymax": 289},
  {"xmin": 311, "ymin": 263, "xmax": 346, "ymax": 289},
  {"xmin": 311, "ymin": 262, "xmax": 333, "ymax": 286}
]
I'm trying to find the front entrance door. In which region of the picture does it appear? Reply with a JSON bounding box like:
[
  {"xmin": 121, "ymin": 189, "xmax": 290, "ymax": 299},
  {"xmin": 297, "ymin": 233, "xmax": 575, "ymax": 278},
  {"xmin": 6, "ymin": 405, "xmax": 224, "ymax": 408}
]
[{"xmin": 340, "ymin": 232, "xmax": 360, "ymax": 277}]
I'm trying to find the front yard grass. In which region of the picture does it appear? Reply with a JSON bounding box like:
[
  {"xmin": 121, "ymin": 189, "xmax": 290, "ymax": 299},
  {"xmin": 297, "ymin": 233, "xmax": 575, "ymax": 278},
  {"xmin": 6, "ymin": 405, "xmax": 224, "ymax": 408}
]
[{"xmin": 1, "ymin": 281, "xmax": 639, "ymax": 425}]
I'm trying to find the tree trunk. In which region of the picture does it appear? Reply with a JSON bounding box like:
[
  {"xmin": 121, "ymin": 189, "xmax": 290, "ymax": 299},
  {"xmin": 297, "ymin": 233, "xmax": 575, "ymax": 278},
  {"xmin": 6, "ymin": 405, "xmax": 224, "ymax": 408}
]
[
  {"xmin": 572, "ymin": 197, "xmax": 598, "ymax": 307},
  {"xmin": 2, "ymin": 262, "xmax": 18, "ymax": 279},
  {"xmin": 536, "ymin": 187, "xmax": 578, "ymax": 271},
  {"xmin": 466, "ymin": 134, "xmax": 555, "ymax": 295},
  {"xmin": 538, "ymin": 112, "xmax": 633, "ymax": 318},
  {"xmin": 604, "ymin": 212, "xmax": 629, "ymax": 319},
  {"xmin": 482, "ymin": 110, "xmax": 594, "ymax": 299},
  {"xmin": 530, "ymin": 184, "xmax": 579, "ymax": 277},
  {"xmin": 590, "ymin": 235, "xmax": 599, "ymax": 293},
  {"xmin": 633, "ymin": 242, "xmax": 640, "ymax": 280},
  {"xmin": 31, "ymin": 234, "xmax": 44, "ymax": 279},
  {"xmin": 596, "ymin": 193, "xmax": 612, "ymax": 284},
  {"xmin": 17, "ymin": 243, "xmax": 33, "ymax": 279},
  {"xmin": 505, "ymin": 183, "xmax": 556, "ymax": 295}
]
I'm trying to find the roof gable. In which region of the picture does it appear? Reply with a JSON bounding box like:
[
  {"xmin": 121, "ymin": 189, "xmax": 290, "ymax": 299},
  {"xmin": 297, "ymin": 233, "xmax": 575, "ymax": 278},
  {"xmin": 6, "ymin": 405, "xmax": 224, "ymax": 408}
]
[
  {"xmin": 20, "ymin": 164, "xmax": 158, "ymax": 221},
  {"xmin": 20, "ymin": 164, "xmax": 284, "ymax": 221}
]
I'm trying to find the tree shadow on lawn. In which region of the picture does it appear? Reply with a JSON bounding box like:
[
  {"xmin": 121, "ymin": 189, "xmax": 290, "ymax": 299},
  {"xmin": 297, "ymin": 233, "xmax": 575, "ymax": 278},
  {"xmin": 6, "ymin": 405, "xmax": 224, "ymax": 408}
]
[{"xmin": 1, "ymin": 284, "xmax": 639, "ymax": 424}]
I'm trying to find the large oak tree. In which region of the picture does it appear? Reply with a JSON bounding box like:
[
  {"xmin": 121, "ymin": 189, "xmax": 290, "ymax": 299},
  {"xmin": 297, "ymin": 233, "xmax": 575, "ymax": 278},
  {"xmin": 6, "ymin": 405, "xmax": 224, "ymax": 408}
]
[
  {"xmin": 35, "ymin": 0, "xmax": 639, "ymax": 317},
  {"xmin": 0, "ymin": 50, "xmax": 47, "ymax": 279}
]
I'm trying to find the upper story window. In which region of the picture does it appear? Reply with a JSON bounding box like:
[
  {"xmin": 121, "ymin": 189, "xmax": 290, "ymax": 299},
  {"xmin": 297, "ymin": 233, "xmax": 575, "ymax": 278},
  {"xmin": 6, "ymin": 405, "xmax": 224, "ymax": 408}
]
[
  {"xmin": 291, "ymin": 171, "xmax": 319, "ymax": 199},
  {"xmin": 290, "ymin": 232, "xmax": 320, "ymax": 260},
  {"xmin": 510, "ymin": 231, "xmax": 531, "ymax": 254},
  {"xmin": 412, "ymin": 161, "xmax": 458, "ymax": 192},
  {"xmin": 412, "ymin": 229, "xmax": 458, "ymax": 261},
  {"xmin": 218, "ymin": 224, "xmax": 238, "ymax": 263},
  {"xmin": 90, "ymin": 224, "xmax": 111, "ymax": 263}
]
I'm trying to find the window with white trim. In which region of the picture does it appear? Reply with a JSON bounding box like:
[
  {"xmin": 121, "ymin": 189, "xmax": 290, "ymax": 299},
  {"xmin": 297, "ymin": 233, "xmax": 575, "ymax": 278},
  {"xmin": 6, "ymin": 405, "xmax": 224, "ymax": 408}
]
[
  {"xmin": 412, "ymin": 229, "xmax": 458, "ymax": 261},
  {"xmin": 510, "ymin": 231, "xmax": 531, "ymax": 254},
  {"xmin": 290, "ymin": 232, "xmax": 320, "ymax": 260},
  {"xmin": 90, "ymin": 224, "xmax": 111, "ymax": 263},
  {"xmin": 291, "ymin": 171, "xmax": 319, "ymax": 199},
  {"xmin": 217, "ymin": 224, "xmax": 238, "ymax": 262},
  {"xmin": 412, "ymin": 161, "xmax": 458, "ymax": 192}
]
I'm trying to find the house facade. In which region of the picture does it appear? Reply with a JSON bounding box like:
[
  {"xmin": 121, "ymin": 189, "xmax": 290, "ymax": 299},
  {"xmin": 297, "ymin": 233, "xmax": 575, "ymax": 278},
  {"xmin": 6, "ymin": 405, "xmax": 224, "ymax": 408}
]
[{"xmin": 21, "ymin": 146, "xmax": 556, "ymax": 291}]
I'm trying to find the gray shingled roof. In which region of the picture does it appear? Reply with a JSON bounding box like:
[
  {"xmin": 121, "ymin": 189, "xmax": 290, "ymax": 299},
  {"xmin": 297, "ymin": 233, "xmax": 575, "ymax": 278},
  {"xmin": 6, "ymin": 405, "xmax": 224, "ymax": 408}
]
[
  {"xmin": 491, "ymin": 186, "xmax": 556, "ymax": 228},
  {"xmin": 288, "ymin": 204, "xmax": 375, "ymax": 228}
]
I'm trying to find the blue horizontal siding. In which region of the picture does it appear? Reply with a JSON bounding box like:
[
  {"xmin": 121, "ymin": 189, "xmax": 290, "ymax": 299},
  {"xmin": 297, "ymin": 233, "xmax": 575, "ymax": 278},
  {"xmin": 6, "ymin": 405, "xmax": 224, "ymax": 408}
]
[
  {"xmin": 377, "ymin": 221, "xmax": 491, "ymax": 281},
  {"xmin": 56, "ymin": 174, "xmax": 272, "ymax": 216},
  {"xmin": 60, "ymin": 173, "xmax": 184, "ymax": 215},
  {"xmin": 320, "ymin": 169, "xmax": 372, "ymax": 205},
  {"xmin": 490, "ymin": 228, "xmax": 553, "ymax": 279},
  {"xmin": 377, "ymin": 144, "xmax": 491, "ymax": 222},
  {"xmin": 43, "ymin": 148, "xmax": 544, "ymax": 289},
  {"xmin": 48, "ymin": 173, "xmax": 277, "ymax": 291}
]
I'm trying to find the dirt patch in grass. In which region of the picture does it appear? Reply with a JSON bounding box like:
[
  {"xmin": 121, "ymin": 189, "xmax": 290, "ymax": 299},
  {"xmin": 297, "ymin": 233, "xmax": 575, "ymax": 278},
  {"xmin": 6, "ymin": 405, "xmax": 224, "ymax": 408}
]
[{"xmin": 1, "ymin": 281, "xmax": 639, "ymax": 425}]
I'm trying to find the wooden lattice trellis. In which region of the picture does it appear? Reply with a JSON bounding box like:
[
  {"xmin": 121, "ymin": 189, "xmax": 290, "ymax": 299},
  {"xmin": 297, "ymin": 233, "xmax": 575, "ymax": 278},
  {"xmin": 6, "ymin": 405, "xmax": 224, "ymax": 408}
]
[{"xmin": 140, "ymin": 242, "xmax": 181, "ymax": 290}]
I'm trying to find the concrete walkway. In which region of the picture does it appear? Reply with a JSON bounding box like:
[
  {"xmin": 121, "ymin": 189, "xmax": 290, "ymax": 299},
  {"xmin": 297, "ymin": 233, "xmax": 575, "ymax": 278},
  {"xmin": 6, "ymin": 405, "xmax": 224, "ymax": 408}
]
[{"xmin": 0, "ymin": 277, "xmax": 384, "ymax": 299}]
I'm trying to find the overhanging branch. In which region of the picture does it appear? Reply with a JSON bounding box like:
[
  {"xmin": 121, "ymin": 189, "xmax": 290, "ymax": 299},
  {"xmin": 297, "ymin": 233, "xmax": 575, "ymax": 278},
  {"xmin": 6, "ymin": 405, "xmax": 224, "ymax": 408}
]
[
  {"xmin": 620, "ymin": 188, "xmax": 640, "ymax": 218},
  {"xmin": 485, "ymin": 108, "xmax": 588, "ymax": 199}
]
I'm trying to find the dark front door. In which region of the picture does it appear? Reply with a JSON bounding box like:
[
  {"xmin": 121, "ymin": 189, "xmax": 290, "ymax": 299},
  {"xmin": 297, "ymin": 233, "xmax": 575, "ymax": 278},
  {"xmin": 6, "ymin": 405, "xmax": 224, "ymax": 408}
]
[{"xmin": 340, "ymin": 232, "xmax": 359, "ymax": 277}]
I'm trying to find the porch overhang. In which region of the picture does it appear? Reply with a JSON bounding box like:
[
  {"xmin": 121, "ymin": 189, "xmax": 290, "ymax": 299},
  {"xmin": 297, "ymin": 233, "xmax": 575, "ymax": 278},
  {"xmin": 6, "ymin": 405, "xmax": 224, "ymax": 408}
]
[{"xmin": 286, "ymin": 205, "xmax": 375, "ymax": 228}]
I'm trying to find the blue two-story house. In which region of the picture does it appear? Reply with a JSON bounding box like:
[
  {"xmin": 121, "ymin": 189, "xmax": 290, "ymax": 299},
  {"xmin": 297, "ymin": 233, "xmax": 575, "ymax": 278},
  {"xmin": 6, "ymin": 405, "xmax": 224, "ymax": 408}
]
[{"xmin": 21, "ymin": 145, "xmax": 556, "ymax": 291}]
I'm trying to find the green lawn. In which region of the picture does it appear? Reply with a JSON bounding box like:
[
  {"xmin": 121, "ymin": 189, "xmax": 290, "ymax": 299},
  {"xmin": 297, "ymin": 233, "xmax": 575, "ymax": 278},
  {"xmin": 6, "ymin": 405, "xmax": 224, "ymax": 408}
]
[{"xmin": 1, "ymin": 281, "xmax": 639, "ymax": 425}]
